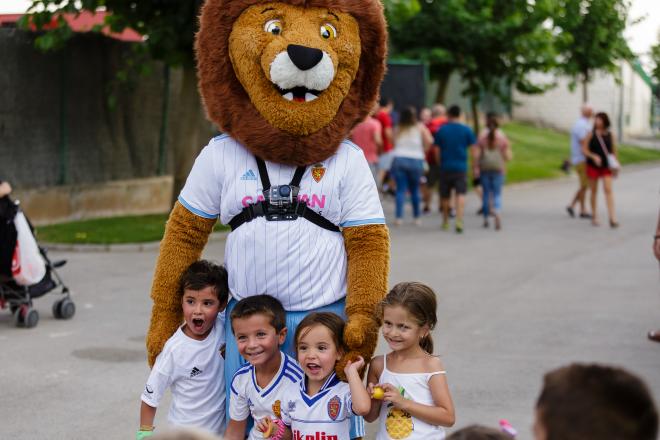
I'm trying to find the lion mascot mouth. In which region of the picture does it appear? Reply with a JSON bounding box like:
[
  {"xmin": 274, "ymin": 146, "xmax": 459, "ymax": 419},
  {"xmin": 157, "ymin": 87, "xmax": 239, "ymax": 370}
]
[{"xmin": 196, "ymin": 0, "xmax": 387, "ymax": 166}]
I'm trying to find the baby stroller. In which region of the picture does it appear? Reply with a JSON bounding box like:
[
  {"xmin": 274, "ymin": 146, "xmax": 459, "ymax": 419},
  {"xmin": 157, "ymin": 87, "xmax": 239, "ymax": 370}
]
[{"xmin": 0, "ymin": 196, "xmax": 75, "ymax": 328}]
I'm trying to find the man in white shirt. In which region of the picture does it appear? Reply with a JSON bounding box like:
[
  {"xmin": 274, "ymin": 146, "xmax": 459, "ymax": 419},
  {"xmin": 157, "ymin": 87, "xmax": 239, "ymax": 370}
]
[{"xmin": 566, "ymin": 105, "xmax": 593, "ymax": 218}]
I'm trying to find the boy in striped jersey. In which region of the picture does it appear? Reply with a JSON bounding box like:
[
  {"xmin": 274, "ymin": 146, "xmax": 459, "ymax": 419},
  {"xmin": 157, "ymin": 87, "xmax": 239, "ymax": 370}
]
[{"xmin": 225, "ymin": 295, "xmax": 303, "ymax": 440}]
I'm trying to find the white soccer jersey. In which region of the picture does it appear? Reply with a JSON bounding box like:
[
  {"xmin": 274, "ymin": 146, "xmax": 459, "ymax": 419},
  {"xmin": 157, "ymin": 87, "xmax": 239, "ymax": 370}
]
[
  {"xmin": 281, "ymin": 372, "xmax": 354, "ymax": 440},
  {"xmin": 229, "ymin": 352, "xmax": 303, "ymax": 440},
  {"xmin": 142, "ymin": 314, "xmax": 226, "ymax": 433},
  {"xmin": 178, "ymin": 135, "xmax": 385, "ymax": 311}
]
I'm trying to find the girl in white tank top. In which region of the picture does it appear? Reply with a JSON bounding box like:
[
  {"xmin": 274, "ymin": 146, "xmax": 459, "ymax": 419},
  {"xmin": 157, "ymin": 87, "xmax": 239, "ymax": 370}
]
[{"xmin": 348, "ymin": 282, "xmax": 455, "ymax": 439}]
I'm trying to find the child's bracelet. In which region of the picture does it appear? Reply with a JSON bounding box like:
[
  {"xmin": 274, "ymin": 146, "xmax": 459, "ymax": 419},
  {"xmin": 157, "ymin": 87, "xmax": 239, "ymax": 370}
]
[{"xmin": 270, "ymin": 419, "xmax": 286, "ymax": 440}]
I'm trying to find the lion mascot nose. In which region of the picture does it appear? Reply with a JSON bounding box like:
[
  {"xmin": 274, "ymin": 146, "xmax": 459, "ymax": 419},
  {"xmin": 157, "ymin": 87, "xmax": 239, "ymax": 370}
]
[{"xmin": 287, "ymin": 44, "xmax": 323, "ymax": 71}]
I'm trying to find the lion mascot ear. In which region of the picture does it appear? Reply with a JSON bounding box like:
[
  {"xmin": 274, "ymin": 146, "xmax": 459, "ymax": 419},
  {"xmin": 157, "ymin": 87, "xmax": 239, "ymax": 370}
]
[{"xmin": 147, "ymin": 0, "xmax": 390, "ymax": 388}]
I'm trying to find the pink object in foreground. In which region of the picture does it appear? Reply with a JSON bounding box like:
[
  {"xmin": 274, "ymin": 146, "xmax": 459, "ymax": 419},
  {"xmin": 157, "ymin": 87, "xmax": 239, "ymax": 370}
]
[{"xmin": 499, "ymin": 419, "xmax": 517, "ymax": 437}]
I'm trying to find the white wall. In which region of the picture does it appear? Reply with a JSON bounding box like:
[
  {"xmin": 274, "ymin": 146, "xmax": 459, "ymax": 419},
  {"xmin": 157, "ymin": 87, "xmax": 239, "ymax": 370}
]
[{"xmin": 513, "ymin": 62, "xmax": 653, "ymax": 139}]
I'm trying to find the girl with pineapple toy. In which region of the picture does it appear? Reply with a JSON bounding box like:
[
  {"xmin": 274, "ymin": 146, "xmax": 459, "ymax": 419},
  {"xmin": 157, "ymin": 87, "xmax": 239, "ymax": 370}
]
[
  {"xmin": 350, "ymin": 282, "xmax": 456, "ymax": 439},
  {"xmin": 255, "ymin": 312, "xmax": 371, "ymax": 440}
]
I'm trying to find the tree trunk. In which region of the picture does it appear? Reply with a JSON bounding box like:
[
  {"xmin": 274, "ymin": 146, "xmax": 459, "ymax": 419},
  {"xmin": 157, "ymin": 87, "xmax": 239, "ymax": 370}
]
[
  {"xmin": 471, "ymin": 97, "xmax": 480, "ymax": 135},
  {"xmin": 435, "ymin": 72, "xmax": 451, "ymax": 104},
  {"xmin": 582, "ymin": 72, "xmax": 589, "ymax": 104},
  {"xmin": 169, "ymin": 65, "xmax": 208, "ymax": 205}
]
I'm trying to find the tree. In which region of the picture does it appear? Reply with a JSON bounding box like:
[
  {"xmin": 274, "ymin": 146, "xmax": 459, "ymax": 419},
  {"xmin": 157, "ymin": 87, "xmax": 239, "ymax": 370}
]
[
  {"xmin": 23, "ymin": 0, "xmax": 207, "ymax": 197},
  {"xmin": 553, "ymin": 0, "xmax": 633, "ymax": 103},
  {"xmin": 387, "ymin": 0, "xmax": 557, "ymax": 133},
  {"xmin": 651, "ymin": 38, "xmax": 660, "ymax": 86}
]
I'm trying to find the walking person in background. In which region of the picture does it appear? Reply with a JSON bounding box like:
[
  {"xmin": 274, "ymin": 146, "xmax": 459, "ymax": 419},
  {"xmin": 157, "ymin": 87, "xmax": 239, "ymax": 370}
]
[
  {"xmin": 420, "ymin": 107, "xmax": 432, "ymax": 127},
  {"xmin": 434, "ymin": 105, "xmax": 477, "ymax": 234},
  {"xmin": 582, "ymin": 112, "xmax": 619, "ymax": 228},
  {"xmin": 0, "ymin": 180, "xmax": 11, "ymax": 198},
  {"xmin": 422, "ymin": 104, "xmax": 448, "ymax": 214},
  {"xmin": 391, "ymin": 107, "xmax": 433, "ymax": 226},
  {"xmin": 473, "ymin": 114, "xmax": 512, "ymax": 231},
  {"xmin": 376, "ymin": 97, "xmax": 395, "ymax": 193},
  {"xmin": 566, "ymin": 105, "xmax": 593, "ymax": 219},
  {"xmin": 351, "ymin": 103, "xmax": 383, "ymax": 182},
  {"xmin": 649, "ymin": 205, "xmax": 660, "ymax": 343}
]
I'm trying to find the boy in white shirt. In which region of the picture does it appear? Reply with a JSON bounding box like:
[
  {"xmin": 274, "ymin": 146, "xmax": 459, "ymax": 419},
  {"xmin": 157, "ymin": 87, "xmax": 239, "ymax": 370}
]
[
  {"xmin": 224, "ymin": 295, "xmax": 303, "ymax": 440},
  {"xmin": 138, "ymin": 260, "xmax": 229, "ymax": 439}
]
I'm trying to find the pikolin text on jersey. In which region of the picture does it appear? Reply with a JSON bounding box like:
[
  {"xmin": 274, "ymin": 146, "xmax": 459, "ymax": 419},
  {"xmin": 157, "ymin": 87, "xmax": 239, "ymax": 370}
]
[{"xmin": 292, "ymin": 431, "xmax": 338, "ymax": 440}]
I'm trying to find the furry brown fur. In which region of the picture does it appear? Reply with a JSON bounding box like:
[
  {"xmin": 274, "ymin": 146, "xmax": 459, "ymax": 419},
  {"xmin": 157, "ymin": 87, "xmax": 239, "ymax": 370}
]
[
  {"xmin": 196, "ymin": 0, "xmax": 387, "ymax": 166},
  {"xmin": 336, "ymin": 224, "xmax": 390, "ymax": 378}
]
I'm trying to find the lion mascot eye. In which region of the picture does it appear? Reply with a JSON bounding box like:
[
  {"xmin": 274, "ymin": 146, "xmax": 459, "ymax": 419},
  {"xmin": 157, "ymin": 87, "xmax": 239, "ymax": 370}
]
[
  {"xmin": 320, "ymin": 23, "xmax": 337, "ymax": 39},
  {"xmin": 264, "ymin": 19, "xmax": 282, "ymax": 35}
]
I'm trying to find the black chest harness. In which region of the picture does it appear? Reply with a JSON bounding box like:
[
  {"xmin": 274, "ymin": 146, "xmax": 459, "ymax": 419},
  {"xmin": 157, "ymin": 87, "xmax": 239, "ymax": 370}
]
[{"xmin": 228, "ymin": 157, "xmax": 340, "ymax": 233}]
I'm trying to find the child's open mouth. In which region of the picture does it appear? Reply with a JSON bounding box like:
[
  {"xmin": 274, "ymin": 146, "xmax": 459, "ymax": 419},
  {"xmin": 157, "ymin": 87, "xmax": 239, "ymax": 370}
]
[
  {"xmin": 306, "ymin": 363, "xmax": 322, "ymax": 374},
  {"xmin": 192, "ymin": 318, "xmax": 205, "ymax": 330}
]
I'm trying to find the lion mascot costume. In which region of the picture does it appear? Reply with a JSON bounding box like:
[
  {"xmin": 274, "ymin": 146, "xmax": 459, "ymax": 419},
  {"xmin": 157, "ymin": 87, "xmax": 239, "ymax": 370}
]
[{"xmin": 147, "ymin": 0, "xmax": 389, "ymax": 436}]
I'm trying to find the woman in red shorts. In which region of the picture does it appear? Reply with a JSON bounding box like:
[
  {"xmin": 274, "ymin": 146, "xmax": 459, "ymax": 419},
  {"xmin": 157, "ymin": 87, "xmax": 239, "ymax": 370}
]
[{"xmin": 581, "ymin": 112, "xmax": 619, "ymax": 228}]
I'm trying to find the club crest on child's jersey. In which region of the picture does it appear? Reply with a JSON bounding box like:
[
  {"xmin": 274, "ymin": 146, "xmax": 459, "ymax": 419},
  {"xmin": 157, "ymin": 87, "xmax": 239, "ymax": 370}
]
[
  {"xmin": 327, "ymin": 395, "xmax": 340, "ymax": 421},
  {"xmin": 272, "ymin": 400, "xmax": 282, "ymax": 418}
]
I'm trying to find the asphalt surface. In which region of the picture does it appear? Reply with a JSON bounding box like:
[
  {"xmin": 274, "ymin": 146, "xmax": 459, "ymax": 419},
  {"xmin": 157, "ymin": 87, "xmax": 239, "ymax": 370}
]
[{"xmin": 1, "ymin": 165, "xmax": 659, "ymax": 440}]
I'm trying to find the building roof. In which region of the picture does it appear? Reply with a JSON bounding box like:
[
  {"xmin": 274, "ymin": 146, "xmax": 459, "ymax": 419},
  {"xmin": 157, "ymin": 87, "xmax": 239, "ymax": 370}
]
[{"xmin": 0, "ymin": 10, "xmax": 142, "ymax": 42}]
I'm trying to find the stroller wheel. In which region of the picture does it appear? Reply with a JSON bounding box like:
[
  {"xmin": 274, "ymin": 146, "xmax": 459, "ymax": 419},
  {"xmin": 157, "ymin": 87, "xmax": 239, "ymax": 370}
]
[
  {"xmin": 15, "ymin": 307, "xmax": 39, "ymax": 328},
  {"xmin": 53, "ymin": 298, "xmax": 75, "ymax": 320}
]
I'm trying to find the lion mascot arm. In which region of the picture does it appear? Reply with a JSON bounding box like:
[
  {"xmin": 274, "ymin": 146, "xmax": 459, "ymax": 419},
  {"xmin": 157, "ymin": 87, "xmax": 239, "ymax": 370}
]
[
  {"xmin": 146, "ymin": 202, "xmax": 216, "ymax": 366},
  {"xmin": 337, "ymin": 224, "xmax": 389, "ymax": 377}
]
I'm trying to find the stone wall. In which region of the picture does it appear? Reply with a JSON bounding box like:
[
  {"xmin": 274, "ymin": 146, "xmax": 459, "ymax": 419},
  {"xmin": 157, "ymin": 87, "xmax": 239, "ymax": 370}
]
[{"xmin": 13, "ymin": 176, "xmax": 174, "ymax": 226}]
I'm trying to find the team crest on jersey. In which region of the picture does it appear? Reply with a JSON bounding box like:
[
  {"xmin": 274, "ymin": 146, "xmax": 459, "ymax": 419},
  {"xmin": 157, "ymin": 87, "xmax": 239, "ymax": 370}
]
[
  {"xmin": 327, "ymin": 395, "xmax": 341, "ymax": 421},
  {"xmin": 311, "ymin": 164, "xmax": 326, "ymax": 183},
  {"xmin": 288, "ymin": 401, "xmax": 296, "ymax": 412}
]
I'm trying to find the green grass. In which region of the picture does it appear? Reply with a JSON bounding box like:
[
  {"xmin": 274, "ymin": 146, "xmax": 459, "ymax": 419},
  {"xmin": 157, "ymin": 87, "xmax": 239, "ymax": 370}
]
[
  {"xmin": 37, "ymin": 122, "xmax": 660, "ymax": 244},
  {"xmin": 503, "ymin": 122, "xmax": 660, "ymax": 184},
  {"xmin": 36, "ymin": 213, "xmax": 229, "ymax": 245}
]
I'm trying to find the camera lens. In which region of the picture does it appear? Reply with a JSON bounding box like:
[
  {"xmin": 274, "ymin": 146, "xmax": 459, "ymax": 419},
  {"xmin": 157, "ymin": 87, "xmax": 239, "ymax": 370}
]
[{"xmin": 279, "ymin": 186, "xmax": 291, "ymax": 197}]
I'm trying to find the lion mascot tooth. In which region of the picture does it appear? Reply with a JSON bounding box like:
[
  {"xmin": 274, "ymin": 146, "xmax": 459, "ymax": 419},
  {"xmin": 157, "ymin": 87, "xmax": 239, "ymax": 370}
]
[{"xmin": 147, "ymin": 0, "xmax": 389, "ymax": 435}]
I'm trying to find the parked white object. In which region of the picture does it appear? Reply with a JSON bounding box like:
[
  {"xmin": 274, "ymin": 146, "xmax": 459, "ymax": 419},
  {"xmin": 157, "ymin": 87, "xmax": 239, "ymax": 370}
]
[{"xmin": 11, "ymin": 211, "xmax": 46, "ymax": 286}]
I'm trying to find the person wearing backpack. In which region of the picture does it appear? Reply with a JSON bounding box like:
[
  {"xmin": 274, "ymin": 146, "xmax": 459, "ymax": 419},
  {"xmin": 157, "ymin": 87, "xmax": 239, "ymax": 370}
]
[{"xmin": 473, "ymin": 114, "xmax": 512, "ymax": 230}]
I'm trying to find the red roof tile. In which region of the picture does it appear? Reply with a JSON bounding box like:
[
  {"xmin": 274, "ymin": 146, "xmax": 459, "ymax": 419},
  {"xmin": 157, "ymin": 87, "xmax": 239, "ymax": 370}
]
[{"xmin": 0, "ymin": 10, "xmax": 142, "ymax": 42}]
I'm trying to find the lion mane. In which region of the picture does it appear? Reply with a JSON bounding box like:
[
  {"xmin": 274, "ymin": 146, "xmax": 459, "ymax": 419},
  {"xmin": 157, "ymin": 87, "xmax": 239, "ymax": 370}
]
[{"xmin": 196, "ymin": 0, "xmax": 388, "ymax": 166}]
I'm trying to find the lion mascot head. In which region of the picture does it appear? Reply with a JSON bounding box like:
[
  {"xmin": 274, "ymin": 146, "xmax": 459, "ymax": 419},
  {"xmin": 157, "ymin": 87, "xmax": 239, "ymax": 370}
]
[{"xmin": 196, "ymin": 0, "xmax": 388, "ymax": 166}]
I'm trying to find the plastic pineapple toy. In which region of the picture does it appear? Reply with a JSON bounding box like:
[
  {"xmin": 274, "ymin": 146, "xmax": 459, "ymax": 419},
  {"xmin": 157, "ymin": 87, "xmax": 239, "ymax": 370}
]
[{"xmin": 385, "ymin": 387, "xmax": 414, "ymax": 439}]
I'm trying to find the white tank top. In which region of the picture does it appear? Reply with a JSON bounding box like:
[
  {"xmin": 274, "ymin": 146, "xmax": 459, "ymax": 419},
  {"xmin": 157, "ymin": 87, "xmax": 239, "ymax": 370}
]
[
  {"xmin": 376, "ymin": 354, "xmax": 447, "ymax": 440},
  {"xmin": 394, "ymin": 127, "xmax": 425, "ymax": 160}
]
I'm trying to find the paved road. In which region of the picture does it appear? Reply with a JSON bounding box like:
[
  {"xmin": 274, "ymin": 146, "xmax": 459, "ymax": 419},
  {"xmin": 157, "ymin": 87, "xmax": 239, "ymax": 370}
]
[{"xmin": 1, "ymin": 165, "xmax": 659, "ymax": 439}]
